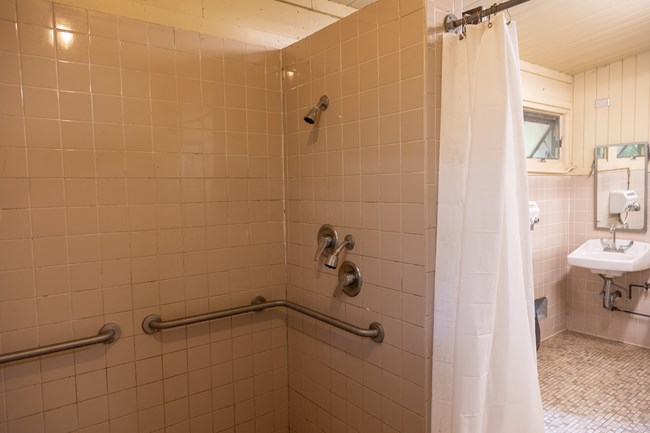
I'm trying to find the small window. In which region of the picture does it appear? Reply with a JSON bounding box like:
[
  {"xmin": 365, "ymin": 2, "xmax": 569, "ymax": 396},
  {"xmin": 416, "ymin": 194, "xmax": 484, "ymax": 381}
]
[
  {"xmin": 617, "ymin": 143, "xmax": 646, "ymax": 159},
  {"xmin": 524, "ymin": 110, "xmax": 561, "ymax": 160}
]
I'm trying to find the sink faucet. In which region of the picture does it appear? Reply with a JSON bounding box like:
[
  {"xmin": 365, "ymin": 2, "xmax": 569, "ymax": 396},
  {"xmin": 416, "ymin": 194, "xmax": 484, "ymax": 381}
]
[
  {"xmin": 601, "ymin": 224, "xmax": 618, "ymax": 251},
  {"xmin": 601, "ymin": 224, "xmax": 634, "ymax": 252}
]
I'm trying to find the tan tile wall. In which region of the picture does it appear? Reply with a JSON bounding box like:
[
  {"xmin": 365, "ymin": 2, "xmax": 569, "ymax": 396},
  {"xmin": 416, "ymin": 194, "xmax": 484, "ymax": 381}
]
[
  {"xmin": 281, "ymin": 0, "xmax": 433, "ymax": 431},
  {"xmin": 527, "ymin": 175, "xmax": 571, "ymax": 340},
  {"xmin": 0, "ymin": 0, "xmax": 288, "ymax": 432}
]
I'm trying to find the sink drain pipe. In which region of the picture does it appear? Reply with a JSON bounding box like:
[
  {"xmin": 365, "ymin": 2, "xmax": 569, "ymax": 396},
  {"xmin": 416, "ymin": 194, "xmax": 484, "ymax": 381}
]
[
  {"xmin": 609, "ymin": 282, "xmax": 650, "ymax": 318},
  {"xmin": 612, "ymin": 307, "xmax": 650, "ymax": 319}
]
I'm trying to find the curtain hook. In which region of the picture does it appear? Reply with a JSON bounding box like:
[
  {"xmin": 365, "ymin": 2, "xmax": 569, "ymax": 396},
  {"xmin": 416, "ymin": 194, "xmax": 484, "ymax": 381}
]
[
  {"xmin": 488, "ymin": 2, "xmax": 499, "ymax": 27},
  {"xmin": 506, "ymin": 9, "xmax": 512, "ymax": 25}
]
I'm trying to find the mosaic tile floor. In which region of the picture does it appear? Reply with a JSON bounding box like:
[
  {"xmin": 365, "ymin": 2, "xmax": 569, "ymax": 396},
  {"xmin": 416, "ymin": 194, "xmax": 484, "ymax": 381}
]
[{"xmin": 537, "ymin": 331, "xmax": 650, "ymax": 433}]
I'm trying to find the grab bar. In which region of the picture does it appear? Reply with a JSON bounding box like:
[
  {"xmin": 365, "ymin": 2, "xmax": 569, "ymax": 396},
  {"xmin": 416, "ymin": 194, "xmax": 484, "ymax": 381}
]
[
  {"xmin": 0, "ymin": 323, "xmax": 121, "ymax": 366},
  {"xmin": 142, "ymin": 296, "xmax": 384, "ymax": 343}
]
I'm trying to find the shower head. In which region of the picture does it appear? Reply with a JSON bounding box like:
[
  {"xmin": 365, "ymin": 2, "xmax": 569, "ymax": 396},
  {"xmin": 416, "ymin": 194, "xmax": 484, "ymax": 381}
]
[
  {"xmin": 303, "ymin": 95, "xmax": 329, "ymax": 125},
  {"xmin": 324, "ymin": 234, "xmax": 354, "ymax": 269}
]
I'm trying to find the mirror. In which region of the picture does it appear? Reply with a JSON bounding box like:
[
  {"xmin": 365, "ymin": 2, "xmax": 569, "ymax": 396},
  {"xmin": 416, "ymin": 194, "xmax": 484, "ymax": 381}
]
[{"xmin": 594, "ymin": 143, "xmax": 649, "ymax": 231}]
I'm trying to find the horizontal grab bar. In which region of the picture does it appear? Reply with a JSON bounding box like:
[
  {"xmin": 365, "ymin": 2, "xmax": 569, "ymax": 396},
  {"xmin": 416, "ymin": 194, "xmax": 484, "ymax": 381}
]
[
  {"xmin": 0, "ymin": 323, "xmax": 121, "ymax": 366},
  {"xmin": 142, "ymin": 296, "xmax": 384, "ymax": 343}
]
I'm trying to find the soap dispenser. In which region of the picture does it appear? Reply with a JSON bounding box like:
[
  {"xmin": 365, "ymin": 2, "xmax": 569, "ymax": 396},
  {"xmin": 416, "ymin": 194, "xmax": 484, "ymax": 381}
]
[{"xmin": 529, "ymin": 201, "xmax": 540, "ymax": 231}]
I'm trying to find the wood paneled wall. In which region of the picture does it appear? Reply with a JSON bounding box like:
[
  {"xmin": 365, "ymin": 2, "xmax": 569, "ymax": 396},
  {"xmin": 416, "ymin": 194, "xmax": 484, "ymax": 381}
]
[{"xmin": 572, "ymin": 51, "xmax": 650, "ymax": 172}]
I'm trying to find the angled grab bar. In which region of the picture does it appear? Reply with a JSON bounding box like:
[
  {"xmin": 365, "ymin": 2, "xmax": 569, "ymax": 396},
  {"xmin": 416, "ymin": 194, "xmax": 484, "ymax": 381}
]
[
  {"xmin": 142, "ymin": 296, "xmax": 384, "ymax": 343},
  {"xmin": 0, "ymin": 323, "xmax": 121, "ymax": 366}
]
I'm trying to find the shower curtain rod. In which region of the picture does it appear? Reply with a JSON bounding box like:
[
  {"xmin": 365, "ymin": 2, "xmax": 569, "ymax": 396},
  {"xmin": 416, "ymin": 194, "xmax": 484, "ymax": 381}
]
[{"xmin": 444, "ymin": 0, "xmax": 531, "ymax": 33}]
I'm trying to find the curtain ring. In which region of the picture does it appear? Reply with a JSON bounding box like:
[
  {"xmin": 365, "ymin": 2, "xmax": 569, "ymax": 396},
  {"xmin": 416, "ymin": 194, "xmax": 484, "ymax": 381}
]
[{"xmin": 488, "ymin": 2, "xmax": 498, "ymax": 27}]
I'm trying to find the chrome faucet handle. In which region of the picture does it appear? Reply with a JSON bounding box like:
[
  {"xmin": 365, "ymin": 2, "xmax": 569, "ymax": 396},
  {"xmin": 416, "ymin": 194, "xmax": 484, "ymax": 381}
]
[
  {"xmin": 334, "ymin": 272, "xmax": 357, "ymax": 297},
  {"xmin": 314, "ymin": 224, "xmax": 339, "ymax": 262},
  {"xmin": 314, "ymin": 235, "xmax": 334, "ymax": 261},
  {"xmin": 620, "ymin": 240, "xmax": 634, "ymax": 251},
  {"xmin": 334, "ymin": 261, "xmax": 362, "ymax": 297}
]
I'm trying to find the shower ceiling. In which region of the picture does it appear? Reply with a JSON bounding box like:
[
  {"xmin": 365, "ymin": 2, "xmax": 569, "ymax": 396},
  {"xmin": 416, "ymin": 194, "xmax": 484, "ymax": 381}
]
[
  {"xmin": 277, "ymin": 0, "xmax": 375, "ymax": 17},
  {"xmin": 58, "ymin": 0, "xmax": 650, "ymax": 73},
  {"xmin": 57, "ymin": 0, "xmax": 366, "ymax": 48},
  {"xmin": 462, "ymin": 0, "xmax": 650, "ymax": 74},
  {"xmin": 275, "ymin": 0, "xmax": 650, "ymax": 74}
]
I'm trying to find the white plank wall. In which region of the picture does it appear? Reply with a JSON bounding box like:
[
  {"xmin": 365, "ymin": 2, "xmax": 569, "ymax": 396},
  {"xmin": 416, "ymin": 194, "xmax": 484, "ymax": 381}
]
[
  {"xmin": 572, "ymin": 73, "xmax": 585, "ymax": 170},
  {"xmin": 636, "ymin": 52, "xmax": 650, "ymax": 143},
  {"xmin": 595, "ymin": 66, "xmax": 609, "ymax": 147},
  {"xmin": 621, "ymin": 57, "xmax": 637, "ymax": 144},
  {"xmin": 572, "ymin": 50, "xmax": 650, "ymax": 172},
  {"xmin": 579, "ymin": 69, "xmax": 597, "ymax": 171},
  {"xmin": 608, "ymin": 61, "xmax": 622, "ymax": 146}
]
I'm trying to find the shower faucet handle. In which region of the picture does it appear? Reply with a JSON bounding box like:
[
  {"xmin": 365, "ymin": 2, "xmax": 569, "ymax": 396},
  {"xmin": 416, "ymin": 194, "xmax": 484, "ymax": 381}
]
[
  {"xmin": 334, "ymin": 261, "xmax": 362, "ymax": 297},
  {"xmin": 314, "ymin": 224, "xmax": 339, "ymax": 262},
  {"xmin": 314, "ymin": 236, "xmax": 333, "ymax": 261}
]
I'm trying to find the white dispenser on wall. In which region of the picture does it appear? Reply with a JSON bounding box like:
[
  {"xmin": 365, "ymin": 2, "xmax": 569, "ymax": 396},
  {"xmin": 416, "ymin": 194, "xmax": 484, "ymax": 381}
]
[
  {"xmin": 529, "ymin": 201, "xmax": 540, "ymax": 231},
  {"xmin": 609, "ymin": 190, "xmax": 640, "ymax": 214}
]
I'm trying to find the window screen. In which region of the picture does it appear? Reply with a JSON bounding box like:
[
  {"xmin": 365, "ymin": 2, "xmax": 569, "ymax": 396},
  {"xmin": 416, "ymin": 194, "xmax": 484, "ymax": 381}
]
[{"xmin": 524, "ymin": 110, "xmax": 561, "ymax": 160}]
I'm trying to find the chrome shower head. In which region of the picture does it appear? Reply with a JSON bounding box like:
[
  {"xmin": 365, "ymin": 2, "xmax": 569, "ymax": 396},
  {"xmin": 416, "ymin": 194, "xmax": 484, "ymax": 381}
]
[
  {"xmin": 303, "ymin": 95, "xmax": 329, "ymax": 125},
  {"xmin": 325, "ymin": 253, "xmax": 339, "ymax": 269},
  {"xmin": 324, "ymin": 234, "xmax": 354, "ymax": 269}
]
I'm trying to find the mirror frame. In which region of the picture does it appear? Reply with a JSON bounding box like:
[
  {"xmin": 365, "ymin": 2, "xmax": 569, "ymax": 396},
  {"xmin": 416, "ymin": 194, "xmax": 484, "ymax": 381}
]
[{"xmin": 593, "ymin": 142, "xmax": 649, "ymax": 232}]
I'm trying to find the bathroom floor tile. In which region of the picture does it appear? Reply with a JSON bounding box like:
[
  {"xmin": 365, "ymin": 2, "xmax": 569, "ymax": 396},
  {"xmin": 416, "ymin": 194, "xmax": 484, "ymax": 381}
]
[{"xmin": 538, "ymin": 331, "xmax": 650, "ymax": 433}]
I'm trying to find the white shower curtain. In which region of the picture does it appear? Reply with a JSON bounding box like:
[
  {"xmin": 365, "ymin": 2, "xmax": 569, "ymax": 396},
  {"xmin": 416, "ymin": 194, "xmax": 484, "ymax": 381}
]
[{"xmin": 431, "ymin": 13, "xmax": 545, "ymax": 433}]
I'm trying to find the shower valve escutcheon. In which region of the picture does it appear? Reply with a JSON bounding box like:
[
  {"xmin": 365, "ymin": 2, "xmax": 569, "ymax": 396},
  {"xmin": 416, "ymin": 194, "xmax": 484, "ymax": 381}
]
[{"xmin": 335, "ymin": 261, "xmax": 362, "ymax": 297}]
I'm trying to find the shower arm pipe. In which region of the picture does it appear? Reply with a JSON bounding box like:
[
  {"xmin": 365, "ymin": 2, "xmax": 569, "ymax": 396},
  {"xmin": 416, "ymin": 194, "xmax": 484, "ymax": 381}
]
[
  {"xmin": 142, "ymin": 296, "xmax": 384, "ymax": 343},
  {"xmin": 0, "ymin": 323, "xmax": 121, "ymax": 366},
  {"xmin": 444, "ymin": 0, "xmax": 531, "ymax": 33}
]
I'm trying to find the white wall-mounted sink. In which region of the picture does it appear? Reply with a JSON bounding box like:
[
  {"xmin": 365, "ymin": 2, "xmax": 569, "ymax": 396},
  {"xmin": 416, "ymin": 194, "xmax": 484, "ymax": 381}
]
[{"xmin": 567, "ymin": 239, "xmax": 650, "ymax": 278}]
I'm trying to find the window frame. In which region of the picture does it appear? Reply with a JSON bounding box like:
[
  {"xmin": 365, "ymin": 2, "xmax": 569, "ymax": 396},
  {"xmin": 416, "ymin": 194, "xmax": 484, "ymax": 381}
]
[
  {"xmin": 524, "ymin": 102, "xmax": 572, "ymax": 174},
  {"xmin": 524, "ymin": 110, "xmax": 561, "ymax": 160}
]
